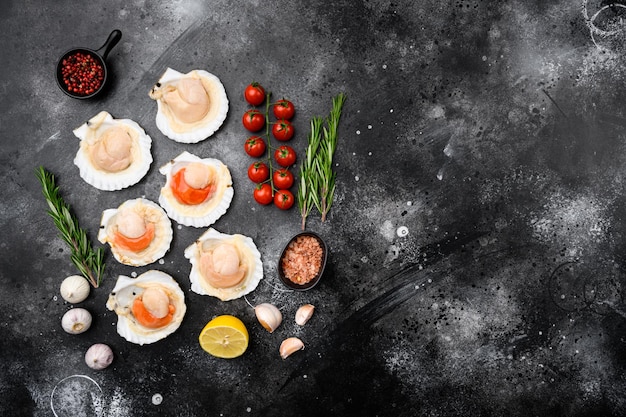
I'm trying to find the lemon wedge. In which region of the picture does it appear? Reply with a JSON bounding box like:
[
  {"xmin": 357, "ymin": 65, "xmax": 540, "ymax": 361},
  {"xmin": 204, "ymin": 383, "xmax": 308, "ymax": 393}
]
[{"xmin": 199, "ymin": 315, "xmax": 249, "ymax": 358}]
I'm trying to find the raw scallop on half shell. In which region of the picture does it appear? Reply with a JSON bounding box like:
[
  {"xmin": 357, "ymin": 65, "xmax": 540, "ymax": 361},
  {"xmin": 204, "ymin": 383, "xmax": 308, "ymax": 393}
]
[
  {"xmin": 159, "ymin": 151, "xmax": 233, "ymax": 228},
  {"xmin": 98, "ymin": 198, "xmax": 173, "ymax": 267},
  {"xmin": 149, "ymin": 68, "xmax": 229, "ymax": 143},
  {"xmin": 106, "ymin": 270, "xmax": 186, "ymax": 345},
  {"xmin": 184, "ymin": 228, "xmax": 263, "ymax": 301},
  {"xmin": 73, "ymin": 111, "xmax": 152, "ymax": 191}
]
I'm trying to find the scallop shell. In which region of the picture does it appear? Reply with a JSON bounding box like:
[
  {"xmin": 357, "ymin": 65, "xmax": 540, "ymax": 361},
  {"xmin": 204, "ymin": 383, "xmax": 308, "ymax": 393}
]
[
  {"xmin": 98, "ymin": 198, "xmax": 173, "ymax": 267},
  {"xmin": 159, "ymin": 151, "xmax": 234, "ymax": 228},
  {"xmin": 106, "ymin": 270, "xmax": 186, "ymax": 345},
  {"xmin": 184, "ymin": 228, "xmax": 263, "ymax": 301},
  {"xmin": 149, "ymin": 68, "xmax": 228, "ymax": 143},
  {"xmin": 73, "ymin": 111, "xmax": 152, "ymax": 191}
]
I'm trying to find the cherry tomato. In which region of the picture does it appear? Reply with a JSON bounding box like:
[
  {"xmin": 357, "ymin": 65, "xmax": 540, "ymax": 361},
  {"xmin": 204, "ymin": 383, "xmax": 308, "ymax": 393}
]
[
  {"xmin": 244, "ymin": 82, "xmax": 265, "ymax": 106},
  {"xmin": 243, "ymin": 109, "xmax": 265, "ymax": 132},
  {"xmin": 274, "ymin": 145, "xmax": 297, "ymax": 167},
  {"xmin": 244, "ymin": 136, "xmax": 266, "ymax": 158},
  {"xmin": 274, "ymin": 189, "xmax": 295, "ymax": 210},
  {"xmin": 273, "ymin": 99, "xmax": 295, "ymax": 120},
  {"xmin": 273, "ymin": 168, "xmax": 294, "ymax": 189},
  {"xmin": 247, "ymin": 161, "xmax": 269, "ymax": 183},
  {"xmin": 253, "ymin": 183, "xmax": 273, "ymax": 205},
  {"xmin": 272, "ymin": 119, "xmax": 294, "ymax": 141}
]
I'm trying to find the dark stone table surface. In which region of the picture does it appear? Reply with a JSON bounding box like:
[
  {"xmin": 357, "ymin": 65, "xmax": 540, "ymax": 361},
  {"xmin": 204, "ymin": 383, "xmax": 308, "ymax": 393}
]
[{"xmin": 2, "ymin": 1, "xmax": 626, "ymax": 416}]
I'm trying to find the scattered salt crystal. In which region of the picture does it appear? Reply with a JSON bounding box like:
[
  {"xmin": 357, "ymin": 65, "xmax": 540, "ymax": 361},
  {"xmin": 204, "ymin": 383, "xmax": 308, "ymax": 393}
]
[
  {"xmin": 355, "ymin": 176, "xmax": 360, "ymax": 181},
  {"xmin": 356, "ymin": 130, "xmax": 361, "ymax": 135},
  {"xmin": 367, "ymin": 125, "xmax": 372, "ymax": 129}
]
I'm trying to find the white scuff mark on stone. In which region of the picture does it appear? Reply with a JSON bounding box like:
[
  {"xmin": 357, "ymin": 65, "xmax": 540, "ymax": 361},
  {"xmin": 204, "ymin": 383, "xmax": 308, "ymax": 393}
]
[
  {"xmin": 397, "ymin": 226, "xmax": 409, "ymax": 237},
  {"xmin": 50, "ymin": 374, "xmax": 103, "ymax": 417},
  {"xmin": 48, "ymin": 131, "xmax": 61, "ymax": 141},
  {"xmin": 108, "ymin": 386, "xmax": 133, "ymax": 417},
  {"xmin": 380, "ymin": 220, "xmax": 396, "ymax": 242},
  {"xmin": 384, "ymin": 244, "xmax": 400, "ymax": 265}
]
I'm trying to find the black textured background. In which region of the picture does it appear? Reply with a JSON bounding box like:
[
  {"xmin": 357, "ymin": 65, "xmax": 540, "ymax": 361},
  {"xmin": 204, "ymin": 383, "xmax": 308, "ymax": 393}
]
[{"xmin": 2, "ymin": 1, "xmax": 626, "ymax": 416}]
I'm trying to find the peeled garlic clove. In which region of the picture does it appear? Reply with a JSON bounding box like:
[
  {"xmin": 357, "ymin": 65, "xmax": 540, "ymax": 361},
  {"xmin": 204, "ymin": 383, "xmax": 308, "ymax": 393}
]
[
  {"xmin": 85, "ymin": 343, "xmax": 114, "ymax": 370},
  {"xmin": 295, "ymin": 304, "xmax": 315, "ymax": 326},
  {"xmin": 255, "ymin": 303, "xmax": 282, "ymax": 333},
  {"xmin": 61, "ymin": 308, "xmax": 92, "ymax": 334},
  {"xmin": 60, "ymin": 275, "xmax": 91, "ymax": 304},
  {"xmin": 279, "ymin": 337, "xmax": 304, "ymax": 359}
]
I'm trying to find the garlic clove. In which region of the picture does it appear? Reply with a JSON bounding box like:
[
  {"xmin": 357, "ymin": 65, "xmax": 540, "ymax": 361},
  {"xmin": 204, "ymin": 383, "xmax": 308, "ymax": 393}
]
[
  {"xmin": 60, "ymin": 275, "xmax": 91, "ymax": 304},
  {"xmin": 255, "ymin": 303, "xmax": 282, "ymax": 333},
  {"xmin": 85, "ymin": 343, "xmax": 114, "ymax": 370},
  {"xmin": 295, "ymin": 304, "xmax": 315, "ymax": 326},
  {"xmin": 279, "ymin": 337, "xmax": 305, "ymax": 359},
  {"xmin": 61, "ymin": 308, "xmax": 93, "ymax": 334}
]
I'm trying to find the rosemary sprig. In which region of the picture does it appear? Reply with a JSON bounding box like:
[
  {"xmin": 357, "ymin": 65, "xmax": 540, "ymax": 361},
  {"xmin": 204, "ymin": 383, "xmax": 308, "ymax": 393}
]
[
  {"xmin": 316, "ymin": 92, "xmax": 346, "ymax": 222},
  {"xmin": 298, "ymin": 117, "xmax": 324, "ymax": 230},
  {"xmin": 297, "ymin": 93, "xmax": 346, "ymax": 229},
  {"xmin": 35, "ymin": 166, "xmax": 105, "ymax": 288}
]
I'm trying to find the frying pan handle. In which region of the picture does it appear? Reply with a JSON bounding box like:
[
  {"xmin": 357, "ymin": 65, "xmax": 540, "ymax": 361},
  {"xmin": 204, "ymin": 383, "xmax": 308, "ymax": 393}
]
[{"xmin": 96, "ymin": 29, "xmax": 122, "ymax": 60}]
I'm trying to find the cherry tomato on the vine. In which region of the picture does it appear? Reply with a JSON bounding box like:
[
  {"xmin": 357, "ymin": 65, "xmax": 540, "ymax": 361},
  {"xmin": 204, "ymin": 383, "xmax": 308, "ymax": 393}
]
[
  {"xmin": 274, "ymin": 189, "xmax": 295, "ymax": 210},
  {"xmin": 273, "ymin": 99, "xmax": 295, "ymax": 120},
  {"xmin": 272, "ymin": 119, "xmax": 294, "ymax": 141},
  {"xmin": 247, "ymin": 161, "xmax": 269, "ymax": 183},
  {"xmin": 274, "ymin": 145, "xmax": 297, "ymax": 167},
  {"xmin": 244, "ymin": 82, "xmax": 265, "ymax": 106},
  {"xmin": 243, "ymin": 109, "xmax": 265, "ymax": 132},
  {"xmin": 273, "ymin": 168, "xmax": 294, "ymax": 190},
  {"xmin": 253, "ymin": 183, "xmax": 273, "ymax": 205},
  {"xmin": 244, "ymin": 136, "xmax": 266, "ymax": 158}
]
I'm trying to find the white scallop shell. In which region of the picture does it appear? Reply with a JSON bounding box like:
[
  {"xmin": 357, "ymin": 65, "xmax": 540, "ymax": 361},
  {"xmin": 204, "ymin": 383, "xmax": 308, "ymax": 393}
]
[
  {"xmin": 98, "ymin": 198, "xmax": 173, "ymax": 267},
  {"xmin": 184, "ymin": 228, "xmax": 263, "ymax": 301},
  {"xmin": 149, "ymin": 68, "xmax": 229, "ymax": 143},
  {"xmin": 158, "ymin": 151, "xmax": 234, "ymax": 228},
  {"xmin": 73, "ymin": 111, "xmax": 152, "ymax": 191},
  {"xmin": 106, "ymin": 270, "xmax": 186, "ymax": 345}
]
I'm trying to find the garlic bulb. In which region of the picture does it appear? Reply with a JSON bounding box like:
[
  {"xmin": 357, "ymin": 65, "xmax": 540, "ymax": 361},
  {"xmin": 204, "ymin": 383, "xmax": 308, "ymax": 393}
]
[
  {"xmin": 255, "ymin": 303, "xmax": 282, "ymax": 333},
  {"xmin": 279, "ymin": 337, "xmax": 304, "ymax": 359},
  {"xmin": 60, "ymin": 275, "xmax": 90, "ymax": 303},
  {"xmin": 85, "ymin": 343, "xmax": 114, "ymax": 370},
  {"xmin": 61, "ymin": 308, "xmax": 92, "ymax": 334},
  {"xmin": 295, "ymin": 304, "xmax": 315, "ymax": 326}
]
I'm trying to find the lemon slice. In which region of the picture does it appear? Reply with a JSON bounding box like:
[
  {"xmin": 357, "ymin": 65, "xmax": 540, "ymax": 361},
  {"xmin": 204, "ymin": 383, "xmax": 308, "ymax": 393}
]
[{"xmin": 199, "ymin": 315, "xmax": 249, "ymax": 358}]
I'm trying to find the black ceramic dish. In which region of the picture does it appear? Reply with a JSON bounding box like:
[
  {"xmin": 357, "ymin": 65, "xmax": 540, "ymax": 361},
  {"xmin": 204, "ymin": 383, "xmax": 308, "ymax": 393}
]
[
  {"xmin": 278, "ymin": 231, "xmax": 328, "ymax": 291},
  {"xmin": 55, "ymin": 29, "xmax": 122, "ymax": 99}
]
